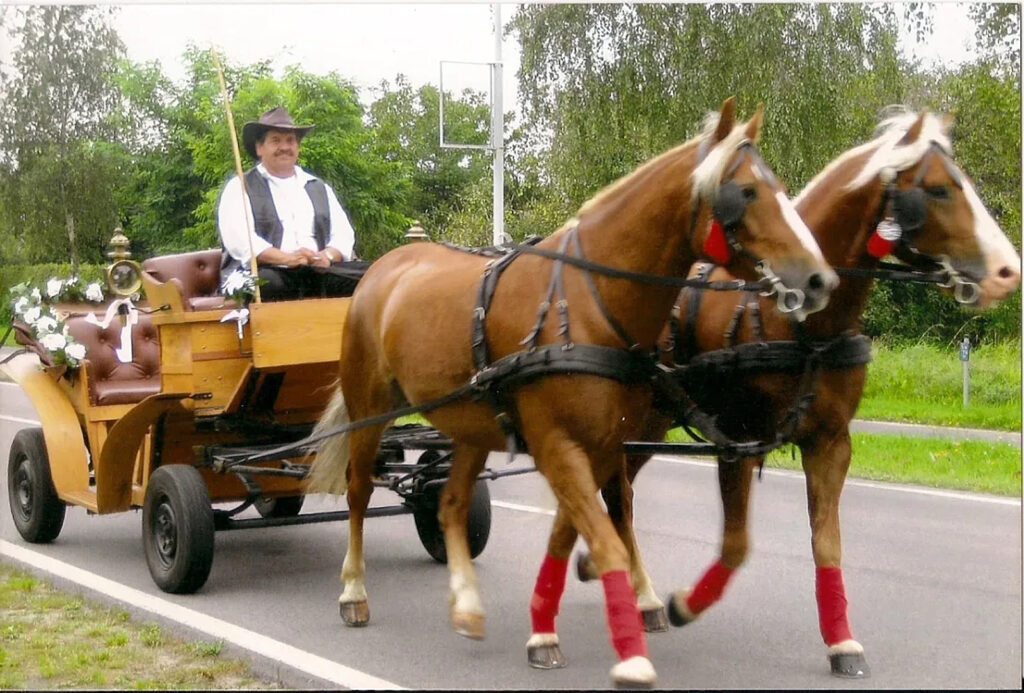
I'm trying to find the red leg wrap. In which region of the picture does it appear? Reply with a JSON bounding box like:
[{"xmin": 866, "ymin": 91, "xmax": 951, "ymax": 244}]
[
  {"xmin": 601, "ymin": 570, "xmax": 648, "ymax": 660},
  {"xmin": 530, "ymin": 555, "xmax": 569, "ymax": 634},
  {"xmin": 686, "ymin": 560, "xmax": 735, "ymax": 615},
  {"xmin": 816, "ymin": 566, "xmax": 855, "ymax": 645}
]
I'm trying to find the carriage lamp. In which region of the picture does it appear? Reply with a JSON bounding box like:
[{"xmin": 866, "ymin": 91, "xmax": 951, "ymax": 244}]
[
  {"xmin": 405, "ymin": 220, "xmax": 429, "ymax": 243},
  {"xmin": 105, "ymin": 228, "xmax": 143, "ymax": 298}
]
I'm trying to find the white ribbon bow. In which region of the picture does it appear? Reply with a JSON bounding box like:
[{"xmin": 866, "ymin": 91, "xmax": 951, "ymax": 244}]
[
  {"xmin": 220, "ymin": 308, "xmax": 250, "ymax": 339},
  {"xmin": 85, "ymin": 298, "xmax": 138, "ymax": 363}
]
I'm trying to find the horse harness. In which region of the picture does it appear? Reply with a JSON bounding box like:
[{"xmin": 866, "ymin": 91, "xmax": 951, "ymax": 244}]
[{"xmin": 841, "ymin": 140, "xmax": 981, "ymax": 305}]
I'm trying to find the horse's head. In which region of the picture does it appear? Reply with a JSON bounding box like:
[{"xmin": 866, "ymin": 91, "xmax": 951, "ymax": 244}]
[
  {"xmin": 692, "ymin": 98, "xmax": 837, "ymax": 321},
  {"xmin": 847, "ymin": 109, "xmax": 1021, "ymax": 308}
]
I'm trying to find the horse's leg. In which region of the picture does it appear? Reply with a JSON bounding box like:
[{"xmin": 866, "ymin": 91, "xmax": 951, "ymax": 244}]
[
  {"xmin": 338, "ymin": 422, "xmax": 388, "ymax": 626},
  {"xmin": 440, "ymin": 443, "xmax": 490, "ymax": 640},
  {"xmin": 801, "ymin": 431, "xmax": 870, "ymax": 678},
  {"xmin": 535, "ymin": 439, "xmax": 656, "ymax": 688},
  {"xmin": 667, "ymin": 456, "xmax": 757, "ymax": 626},
  {"xmin": 526, "ymin": 504, "xmax": 577, "ymax": 669},
  {"xmin": 577, "ymin": 454, "xmax": 668, "ymax": 632}
]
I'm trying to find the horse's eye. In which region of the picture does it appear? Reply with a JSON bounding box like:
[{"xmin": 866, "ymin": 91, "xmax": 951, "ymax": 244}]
[
  {"xmin": 925, "ymin": 186, "xmax": 950, "ymax": 200},
  {"xmin": 741, "ymin": 186, "xmax": 757, "ymax": 202}
]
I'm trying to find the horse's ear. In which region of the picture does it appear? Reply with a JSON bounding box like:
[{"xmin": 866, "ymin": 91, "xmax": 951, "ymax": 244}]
[
  {"xmin": 744, "ymin": 103, "xmax": 765, "ymax": 143},
  {"xmin": 715, "ymin": 97, "xmax": 737, "ymax": 142},
  {"xmin": 898, "ymin": 110, "xmax": 928, "ymax": 146},
  {"xmin": 942, "ymin": 112, "xmax": 956, "ymax": 131}
]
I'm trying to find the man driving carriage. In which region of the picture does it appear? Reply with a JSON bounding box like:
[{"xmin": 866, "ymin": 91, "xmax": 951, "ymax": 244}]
[{"xmin": 218, "ymin": 106, "xmax": 366, "ymax": 301}]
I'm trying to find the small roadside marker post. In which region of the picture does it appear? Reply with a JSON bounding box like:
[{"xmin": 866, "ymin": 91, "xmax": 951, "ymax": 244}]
[{"xmin": 959, "ymin": 337, "xmax": 971, "ymax": 407}]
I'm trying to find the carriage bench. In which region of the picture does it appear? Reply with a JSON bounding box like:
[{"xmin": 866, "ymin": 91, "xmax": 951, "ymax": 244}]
[{"xmin": 142, "ymin": 249, "xmax": 237, "ymax": 313}]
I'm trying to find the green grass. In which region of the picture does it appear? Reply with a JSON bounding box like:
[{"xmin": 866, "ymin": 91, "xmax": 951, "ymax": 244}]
[
  {"xmin": 765, "ymin": 435, "xmax": 1020, "ymax": 496},
  {"xmin": 668, "ymin": 427, "xmax": 1020, "ymax": 496},
  {"xmin": 0, "ymin": 564, "xmax": 283, "ymax": 690},
  {"xmin": 859, "ymin": 340, "xmax": 1021, "ymax": 430}
]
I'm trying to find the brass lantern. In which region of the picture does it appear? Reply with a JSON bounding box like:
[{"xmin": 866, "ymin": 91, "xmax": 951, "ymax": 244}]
[{"xmin": 104, "ymin": 228, "xmax": 143, "ymax": 297}]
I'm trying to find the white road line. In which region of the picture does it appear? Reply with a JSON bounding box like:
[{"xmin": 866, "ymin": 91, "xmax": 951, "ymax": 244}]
[
  {"xmin": 0, "ymin": 540, "xmax": 404, "ymax": 691},
  {"xmin": 492, "ymin": 500, "xmax": 556, "ymax": 516},
  {"xmin": 651, "ymin": 455, "xmax": 1021, "ymax": 507},
  {"xmin": 0, "ymin": 414, "xmax": 40, "ymax": 426}
]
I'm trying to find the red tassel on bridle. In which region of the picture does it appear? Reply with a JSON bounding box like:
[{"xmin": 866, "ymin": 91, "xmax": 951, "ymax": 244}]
[
  {"xmin": 703, "ymin": 220, "xmax": 732, "ymax": 265},
  {"xmin": 867, "ymin": 219, "xmax": 902, "ymax": 259}
]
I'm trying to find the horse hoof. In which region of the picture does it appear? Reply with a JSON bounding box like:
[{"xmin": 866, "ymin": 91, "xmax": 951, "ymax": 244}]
[
  {"xmin": 666, "ymin": 591, "xmax": 696, "ymax": 627},
  {"xmin": 610, "ymin": 656, "xmax": 657, "ymax": 689},
  {"xmin": 339, "ymin": 600, "xmax": 370, "ymax": 627},
  {"xmin": 452, "ymin": 611, "xmax": 486, "ymax": 640},
  {"xmin": 528, "ymin": 644, "xmax": 568, "ymax": 669},
  {"xmin": 575, "ymin": 552, "xmax": 597, "ymax": 582},
  {"xmin": 641, "ymin": 607, "xmax": 669, "ymax": 633},
  {"xmin": 830, "ymin": 652, "xmax": 871, "ymax": 678}
]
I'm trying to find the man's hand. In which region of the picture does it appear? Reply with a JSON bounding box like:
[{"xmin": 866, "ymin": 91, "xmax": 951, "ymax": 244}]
[{"xmin": 283, "ymin": 252, "xmax": 311, "ymax": 268}]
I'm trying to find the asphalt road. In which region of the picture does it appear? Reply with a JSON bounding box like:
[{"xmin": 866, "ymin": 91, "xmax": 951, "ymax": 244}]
[{"xmin": 1, "ymin": 380, "xmax": 1021, "ymax": 689}]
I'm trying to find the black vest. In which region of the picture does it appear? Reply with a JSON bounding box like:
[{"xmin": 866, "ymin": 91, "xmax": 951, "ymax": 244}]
[{"xmin": 221, "ymin": 168, "xmax": 331, "ymax": 273}]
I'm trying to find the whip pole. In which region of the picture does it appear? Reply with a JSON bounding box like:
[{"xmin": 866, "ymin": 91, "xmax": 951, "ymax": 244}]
[{"xmin": 212, "ymin": 50, "xmax": 261, "ymax": 303}]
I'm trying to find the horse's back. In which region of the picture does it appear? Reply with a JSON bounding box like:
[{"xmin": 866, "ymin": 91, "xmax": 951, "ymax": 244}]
[{"xmin": 344, "ymin": 243, "xmax": 491, "ymax": 396}]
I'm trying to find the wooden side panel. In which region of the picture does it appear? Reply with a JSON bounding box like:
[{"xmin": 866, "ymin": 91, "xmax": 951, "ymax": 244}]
[{"xmin": 249, "ymin": 298, "xmax": 349, "ymax": 369}]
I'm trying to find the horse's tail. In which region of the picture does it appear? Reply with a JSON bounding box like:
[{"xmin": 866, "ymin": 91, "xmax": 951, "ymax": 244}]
[{"xmin": 306, "ymin": 387, "xmax": 351, "ymax": 496}]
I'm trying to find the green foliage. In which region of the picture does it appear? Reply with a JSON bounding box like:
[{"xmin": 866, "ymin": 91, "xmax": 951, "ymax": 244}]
[
  {"xmin": 510, "ymin": 4, "xmax": 907, "ymax": 214},
  {"xmin": 367, "ymin": 75, "xmax": 493, "ymax": 244},
  {"xmin": 859, "ymin": 339, "xmax": 1021, "ymax": 430},
  {"xmin": 0, "ymin": 5, "xmax": 127, "ymax": 269}
]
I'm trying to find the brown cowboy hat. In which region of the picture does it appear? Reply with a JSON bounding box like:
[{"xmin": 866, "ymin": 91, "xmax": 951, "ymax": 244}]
[{"xmin": 241, "ymin": 106, "xmax": 315, "ymax": 159}]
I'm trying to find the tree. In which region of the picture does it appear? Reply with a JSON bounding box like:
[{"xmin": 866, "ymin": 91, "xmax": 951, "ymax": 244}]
[
  {"xmin": 0, "ymin": 5, "xmax": 127, "ymax": 269},
  {"xmin": 509, "ymin": 4, "xmax": 907, "ymax": 221},
  {"xmin": 367, "ymin": 75, "xmax": 494, "ymax": 245}
]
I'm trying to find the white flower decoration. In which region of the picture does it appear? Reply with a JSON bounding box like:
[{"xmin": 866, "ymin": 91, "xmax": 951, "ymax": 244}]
[
  {"xmin": 13, "ymin": 296, "xmax": 29, "ymax": 316},
  {"xmin": 65, "ymin": 343, "xmax": 87, "ymax": 361},
  {"xmin": 46, "ymin": 278, "xmax": 64, "ymax": 298},
  {"xmin": 35, "ymin": 316, "xmax": 58, "ymax": 334},
  {"xmin": 22, "ymin": 306, "xmax": 41, "ymax": 324},
  {"xmin": 30, "ymin": 288, "xmax": 41, "ymax": 301},
  {"xmin": 85, "ymin": 283, "xmax": 104, "ymax": 302},
  {"xmin": 40, "ymin": 332, "xmax": 67, "ymax": 351}
]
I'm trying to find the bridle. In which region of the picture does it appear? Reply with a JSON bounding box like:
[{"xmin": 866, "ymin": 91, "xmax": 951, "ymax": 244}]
[
  {"xmin": 841, "ymin": 140, "xmax": 982, "ymax": 305},
  {"xmin": 694, "ymin": 140, "xmax": 809, "ymax": 315}
]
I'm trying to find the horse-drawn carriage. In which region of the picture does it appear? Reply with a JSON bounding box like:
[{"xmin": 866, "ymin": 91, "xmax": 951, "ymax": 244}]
[
  {"xmin": 3, "ymin": 241, "xmax": 498, "ymax": 595},
  {"xmin": 4, "ymin": 100, "xmax": 1020, "ymax": 689}
]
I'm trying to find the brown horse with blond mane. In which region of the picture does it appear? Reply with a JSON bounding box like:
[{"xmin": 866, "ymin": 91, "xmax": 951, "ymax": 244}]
[
  {"xmin": 560, "ymin": 108, "xmax": 1021, "ymax": 678},
  {"xmin": 307, "ymin": 98, "xmax": 838, "ymax": 688}
]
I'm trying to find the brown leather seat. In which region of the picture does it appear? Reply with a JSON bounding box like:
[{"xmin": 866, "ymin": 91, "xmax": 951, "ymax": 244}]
[
  {"xmin": 66, "ymin": 314, "xmax": 161, "ymax": 406},
  {"xmin": 142, "ymin": 249, "xmax": 236, "ymax": 311}
]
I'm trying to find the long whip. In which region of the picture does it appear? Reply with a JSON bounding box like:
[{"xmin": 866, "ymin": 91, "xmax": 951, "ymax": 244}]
[{"xmin": 212, "ymin": 50, "xmax": 262, "ymax": 303}]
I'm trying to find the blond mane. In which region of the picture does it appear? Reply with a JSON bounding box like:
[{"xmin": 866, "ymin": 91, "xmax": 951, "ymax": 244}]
[
  {"xmin": 795, "ymin": 107, "xmax": 953, "ymax": 204},
  {"xmin": 573, "ymin": 110, "xmax": 755, "ymax": 223}
]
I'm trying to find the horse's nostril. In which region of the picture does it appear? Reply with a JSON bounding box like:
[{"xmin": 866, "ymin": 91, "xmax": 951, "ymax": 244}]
[
  {"xmin": 808, "ymin": 273, "xmax": 825, "ymax": 292},
  {"xmin": 998, "ymin": 266, "xmax": 1017, "ymax": 280}
]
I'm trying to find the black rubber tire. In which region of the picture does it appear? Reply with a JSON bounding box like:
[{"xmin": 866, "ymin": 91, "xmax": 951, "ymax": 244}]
[
  {"xmin": 143, "ymin": 465, "xmax": 215, "ymax": 594},
  {"xmin": 7, "ymin": 427, "xmax": 65, "ymax": 543},
  {"xmin": 254, "ymin": 494, "xmax": 305, "ymax": 518},
  {"xmin": 413, "ymin": 480, "xmax": 491, "ymax": 564}
]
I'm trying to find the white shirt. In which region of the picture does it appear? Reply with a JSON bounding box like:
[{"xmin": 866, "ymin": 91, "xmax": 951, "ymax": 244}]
[{"xmin": 218, "ymin": 163, "xmax": 356, "ymax": 264}]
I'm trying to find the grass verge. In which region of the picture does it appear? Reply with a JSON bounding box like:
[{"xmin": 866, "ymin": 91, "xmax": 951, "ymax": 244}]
[
  {"xmin": 859, "ymin": 339, "xmax": 1020, "ymax": 430},
  {"xmin": 763, "ymin": 434, "xmax": 1021, "ymax": 496},
  {"xmin": 0, "ymin": 563, "xmax": 283, "ymax": 690}
]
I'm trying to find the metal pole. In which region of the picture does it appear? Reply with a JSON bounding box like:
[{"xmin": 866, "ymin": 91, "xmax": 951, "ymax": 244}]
[
  {"xmin": 491, "ymin": 3, "xmax": 504, "ymax": 245},
  {"xmin": 960, "ymin": 337, "xmax": 971, "ymax": 407}
]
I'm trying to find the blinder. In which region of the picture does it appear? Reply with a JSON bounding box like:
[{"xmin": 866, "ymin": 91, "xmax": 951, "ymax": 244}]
[{"xmin": 704, "ymin": 180, "xmax": 750, "ymax": 265}]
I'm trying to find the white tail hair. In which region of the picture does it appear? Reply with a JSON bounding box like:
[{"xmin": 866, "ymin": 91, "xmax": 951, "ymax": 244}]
[{"xmin": 306, "ymin": 388, "xmax": 351, "ymax": 495}]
